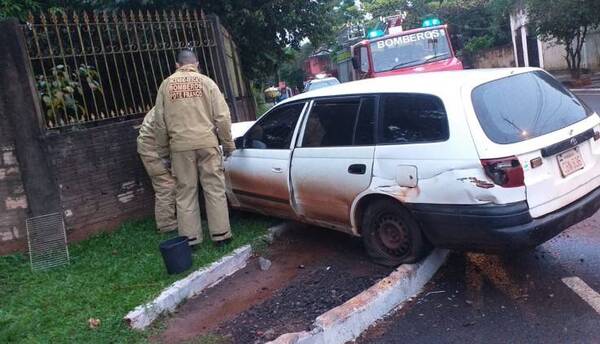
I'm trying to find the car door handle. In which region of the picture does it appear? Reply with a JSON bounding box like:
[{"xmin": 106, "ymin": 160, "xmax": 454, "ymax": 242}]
[
  {"xmin": 271, "ymin": 167, "xmax": 283, "ymax": 173},
  {"xmin": 348, "ymin": 164, "xmax": 366, "ymax": 175}
]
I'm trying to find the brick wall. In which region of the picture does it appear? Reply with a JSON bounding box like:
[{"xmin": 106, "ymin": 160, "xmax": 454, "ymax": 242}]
[
  {"xmin": 0, "ymin": 117, "xmax": 156, "ymax": 254},
  {"xmin": 43, "ymin": 118, "xmax": 154, "ymax": 243},
  {"xmin": 0, "ymin": 114, "xmax": 28, "ymax": 253}
]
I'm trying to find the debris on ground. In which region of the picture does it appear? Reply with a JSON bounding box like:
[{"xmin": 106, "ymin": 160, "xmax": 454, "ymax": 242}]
[
  {"xmin": 258, "ymin": 257, "xmax": 272, "ymax": 271},
  {"xmin": 88, "ymin": 318, "xmax": 101, "ymax": 329},
  {"xmin": 463, "ymin": 321, "xmax": 476, "ymax": 327},
  {"xmin": 216, "ymin": 260, "xmax": 391, "ymax": 343},
  {"xmin": 263, "ymin": 328, "xmax": 276, "ymax": 340}
]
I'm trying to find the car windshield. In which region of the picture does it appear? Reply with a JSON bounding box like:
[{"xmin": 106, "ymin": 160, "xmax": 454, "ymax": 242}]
[
  {"xmin": 308, "ymin": 79, "xmax": 339, "ymax": 91},
  {"xmin": 370, "ymin": 28, "xmax": 451, "ymax": 73},
  {"xmin": 471, "ymin": 71, "xmax": 593, "ymax": 144}
]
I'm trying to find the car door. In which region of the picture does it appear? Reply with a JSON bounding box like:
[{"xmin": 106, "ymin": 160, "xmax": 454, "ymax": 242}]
[
  {"xmin": 225, "ymin": 102, "xmax": 307, "ymax": 219},
  {"xmin": 290, "ymin": 96, "xmax": 377, "ymax": 230}
]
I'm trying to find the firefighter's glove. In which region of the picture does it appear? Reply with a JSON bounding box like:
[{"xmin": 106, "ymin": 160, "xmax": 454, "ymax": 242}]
[{"xmin": 223, "ymin": 147, "xmax": 235, "ymax": 159}]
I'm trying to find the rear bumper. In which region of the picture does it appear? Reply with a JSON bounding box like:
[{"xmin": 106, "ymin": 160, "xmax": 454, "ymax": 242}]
[{"xmin": 407, "ymin": 186, "xmax": 600, "ymax": 251}]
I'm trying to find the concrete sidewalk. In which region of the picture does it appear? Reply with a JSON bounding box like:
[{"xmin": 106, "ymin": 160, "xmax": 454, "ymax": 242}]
[{"xmin": 552, "ymin": 70, "xmax": 600, "ymax": 89}]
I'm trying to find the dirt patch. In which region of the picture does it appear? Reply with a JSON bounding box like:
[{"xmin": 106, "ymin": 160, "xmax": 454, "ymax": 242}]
[
  {"xmin": 216, "ymin": 257, "xmax": 391, "ymax": 343},
  {"xmin": 155, "ymin": 223, "xmax": 392, "ymax": 344}
]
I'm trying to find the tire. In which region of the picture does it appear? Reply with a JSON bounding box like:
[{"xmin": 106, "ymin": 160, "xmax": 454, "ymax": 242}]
[{"xmin": 361, "ymin": 200, "xmax": 430, "ymax": 267}]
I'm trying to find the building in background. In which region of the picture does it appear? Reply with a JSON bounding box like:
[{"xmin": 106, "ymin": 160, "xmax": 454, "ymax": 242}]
[{"xmin": 510, "ymin": 8, "xmax": 600, "ymax": 71}]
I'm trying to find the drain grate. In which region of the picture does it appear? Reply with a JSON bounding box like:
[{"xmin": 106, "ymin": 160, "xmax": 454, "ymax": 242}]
[{"xmin": 26, "ymin": 213, "xmax": 69, "ymax": 271}]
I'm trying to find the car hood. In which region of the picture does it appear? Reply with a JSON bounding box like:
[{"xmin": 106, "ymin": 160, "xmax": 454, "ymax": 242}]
[{"xmin": 231, "ymin": 120, "xmax": 255, "ymax": 138}]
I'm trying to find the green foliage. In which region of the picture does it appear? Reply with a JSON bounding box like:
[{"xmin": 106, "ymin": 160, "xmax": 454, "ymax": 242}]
[
  {"xmin": 0, "ymin": 0, "xmax": 39, "ymax": 19},
  {"xmin": 463, "ymin": 35, "xmax": 495, "ymax": 54},
  {"xmin": 360, "ymin": 0, "xmax": 514, "ymax": 56},
  {"xmin": 279, "ymin": 45, "xmax": 313, "ymax": 90},
  {"xmin": 36, "ymin": 64, "xmax": 102, "ymax": 126},
  {"xmin": 526, "ymin": 0, "xmax": 600, "ymax": 79},
  {"xmin": 3, "ymin": 0, "xmax": 337, "ymax": 81},
  {"xmin": 202, "ymin": 0, "xmax": 336, "ymax": 80},
  {"xmin": 0, "ymin": 214, "xmax": 272, "ymax": 343}
]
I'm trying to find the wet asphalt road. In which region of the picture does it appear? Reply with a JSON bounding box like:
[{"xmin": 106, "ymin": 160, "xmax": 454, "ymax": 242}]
[
  {"xmin": 577, "ymin": 89, "xmax": 600, "ymax": 114},
  {"xmin": 357, "ymin": 92, "xmax": 600, "ymax": 344},
  {"xmin": 357, "ymin": 212, "xmax": 600, "ymax": 344}
]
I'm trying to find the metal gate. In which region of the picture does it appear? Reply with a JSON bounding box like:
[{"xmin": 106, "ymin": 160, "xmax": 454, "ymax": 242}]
[{"xmin": 22, "ymin": 9, "xmax": 254, "ymax": 129}]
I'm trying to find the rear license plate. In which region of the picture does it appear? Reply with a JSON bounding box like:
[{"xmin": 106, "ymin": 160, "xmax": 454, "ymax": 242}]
[{"xmin": 557, "ymin": 148, "xmax": 584, "ymax": 177}]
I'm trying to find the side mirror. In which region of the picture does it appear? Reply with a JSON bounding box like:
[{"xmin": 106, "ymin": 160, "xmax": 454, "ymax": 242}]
[
  {"xmin": 234, "ymin": 136, "xmax": 244, "ymax": 149},
  {"xmin": 351, "ymin": 56, "xmax": 360, "ymax": 70}
]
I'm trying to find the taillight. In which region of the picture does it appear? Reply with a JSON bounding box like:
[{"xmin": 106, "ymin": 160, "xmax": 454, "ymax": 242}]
[{"xmin": 481, "ymin": 156, "xmax": 524, "ymax": 188}]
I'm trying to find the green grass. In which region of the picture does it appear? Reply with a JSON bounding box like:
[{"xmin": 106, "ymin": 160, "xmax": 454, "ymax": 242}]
[{"xmin": 0, "ymin": 213, "xmax": 272, "ymax": 343}]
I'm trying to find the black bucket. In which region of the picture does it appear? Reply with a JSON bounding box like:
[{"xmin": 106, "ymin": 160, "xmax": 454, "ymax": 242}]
[{"xmin": 159, "ymin": 236, "xmax": 192, "ymax": 275}]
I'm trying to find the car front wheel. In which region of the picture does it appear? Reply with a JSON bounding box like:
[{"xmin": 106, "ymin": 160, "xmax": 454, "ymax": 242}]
[{"xmin": 361, "ymin": 200, "xmax": 430, "ymax": 267}]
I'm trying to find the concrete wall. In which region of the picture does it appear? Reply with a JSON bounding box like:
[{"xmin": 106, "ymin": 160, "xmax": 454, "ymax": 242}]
[
  {"xmin": 584, "ymin": 31, "xmax": 600, "ymax": 70},
  {"xmin": 541, "ymin": 31, "xmax": 600, "ymax": 71},
  {"xmin": 0, "ymin": 109, "xmax": 28, "ymax": 253},
  {"xmin": 472, "ymin": 45, "xmax": 516, "ymax": 69},
  {"xmin": 541, "ymin": 39, "xmax": 568, "ymax": 70}
]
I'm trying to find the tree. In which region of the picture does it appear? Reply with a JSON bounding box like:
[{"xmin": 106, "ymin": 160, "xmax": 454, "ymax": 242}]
[
  {"xmin": 0, "ymin": 0, "xmax": 39, "ymax": 19},
  {"xmin": 279, "ymin": 44, "xmax": 314, "ymax": 90},
  {"xmin": 527, "ymin": 0, "xmax": 600, "ymax": 79},
  {"xmin": 360, "ymin": 0, "xmax": 514, "ymax": 57},
  {"xmin": 0, "ymin": 0, "xmax": 337, "ymax": 81}
]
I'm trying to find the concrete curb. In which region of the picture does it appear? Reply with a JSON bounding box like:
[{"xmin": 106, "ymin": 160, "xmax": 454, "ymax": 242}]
[
  {"xmin": 571, "ymin": 88, "xmax": 600, "ymax": 92},
  {"xmin": 124, "ymin": 223, "xmax": 292, "ymax": 330},
  {"xmin": 124, "ymin": 245, "xmax": 252, "ymax": 330},
  {"xmin": 267, "ymin": 249, "xmax": 449, "ymax": 344}
]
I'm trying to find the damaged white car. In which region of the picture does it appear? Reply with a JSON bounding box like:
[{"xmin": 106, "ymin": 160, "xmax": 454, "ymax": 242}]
[{"xmin": 225, "ymin": 68, "xmax": 600, "ymax": 266}]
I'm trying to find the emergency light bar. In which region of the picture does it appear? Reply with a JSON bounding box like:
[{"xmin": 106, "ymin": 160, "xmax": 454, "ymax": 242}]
[{"xmin": 422, "ymin": 18, "xmax": 442, "ymax": 27}]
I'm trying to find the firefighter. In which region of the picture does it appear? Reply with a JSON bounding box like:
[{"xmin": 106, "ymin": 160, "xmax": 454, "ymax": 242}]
[
  {"xmin": 137, "ymin": 107, "xmax": 177, "ymax": 233},
  {"xmin": 154, "ymin": 49, "xmax": 235, "ymax": 248}
]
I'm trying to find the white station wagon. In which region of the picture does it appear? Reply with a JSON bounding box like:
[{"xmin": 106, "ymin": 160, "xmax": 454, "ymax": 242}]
[{"xmin": 225, "ymin": 68, "xmax": 600, "ymax": 266}]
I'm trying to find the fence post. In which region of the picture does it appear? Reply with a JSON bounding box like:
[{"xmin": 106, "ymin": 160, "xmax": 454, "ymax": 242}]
[
  {"xmin": 0, "ymin": 19, "xmax": 61, "ymax": 216},
  {"xmin": 209, "ymin": 15, "xmax": 240, "ymax": 122}
]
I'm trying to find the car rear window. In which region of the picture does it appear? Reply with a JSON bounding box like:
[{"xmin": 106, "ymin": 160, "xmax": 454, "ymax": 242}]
[{"xmin": 471, "ymin": 71, "xmax": 592, "ymax": 144}]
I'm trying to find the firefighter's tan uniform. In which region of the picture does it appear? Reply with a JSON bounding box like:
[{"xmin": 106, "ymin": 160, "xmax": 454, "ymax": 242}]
[
  {"xmin": 154, "ymin": 64, "xmax": 234, "ymax": 246},
  {"xmin": 137, "ymin": 108, "xmax": 177, "ymax": 232}
]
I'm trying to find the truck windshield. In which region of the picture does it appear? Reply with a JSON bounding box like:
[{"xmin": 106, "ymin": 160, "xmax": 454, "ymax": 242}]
[{"xmin": 370, "ymin": 28, "xmax": 451, "ymax": 72}]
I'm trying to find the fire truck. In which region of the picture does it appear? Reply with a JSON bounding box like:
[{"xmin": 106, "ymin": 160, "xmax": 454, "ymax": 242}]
[{"xmin": 351, "ymin": 21, "xmax": 463, "ymax": 79}]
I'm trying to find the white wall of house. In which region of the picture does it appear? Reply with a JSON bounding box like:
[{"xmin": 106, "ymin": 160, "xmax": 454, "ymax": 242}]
[
  {"xmin": 541, "ymin": 40, "xmax": 569, "ymax": 70},
  {"xmin": 509, "ymin": 9, "xmax": 600, "ymax": 72},
  {"xmin": 585, "ymin": 31, "xmax": 600, "ymax": 70}
]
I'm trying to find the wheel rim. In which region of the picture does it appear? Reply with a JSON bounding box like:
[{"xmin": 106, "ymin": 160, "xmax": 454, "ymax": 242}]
[{"xmin": 374, "ymin": 214, "xmax": 411, "ymax": 258}]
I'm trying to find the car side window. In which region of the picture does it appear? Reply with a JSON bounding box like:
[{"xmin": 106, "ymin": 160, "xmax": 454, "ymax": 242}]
[
  {"xmin": 379, "ymin": 94, "xmax": 449, "ymax": 144},
  {"xmin": 246, "ymin": 103, "xmax": 304, "ymax": 149},
  {"xmin": 354, "ymin": 97, "xmax": 376, "ymax": 145},
  {"xmin": 303, "ymin": 98, "xmax": 371, "ymax": 147}
]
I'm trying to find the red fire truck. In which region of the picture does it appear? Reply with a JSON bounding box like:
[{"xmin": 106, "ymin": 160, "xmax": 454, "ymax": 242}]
[{"xmin": 351, "ymin": 24, "xmax": 463, "ymax": 79}]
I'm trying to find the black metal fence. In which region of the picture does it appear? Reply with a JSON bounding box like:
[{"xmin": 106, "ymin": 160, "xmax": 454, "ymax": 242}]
[{"xmin": 22, "ymin": 9, "xmax": 254, "ymax": 129}]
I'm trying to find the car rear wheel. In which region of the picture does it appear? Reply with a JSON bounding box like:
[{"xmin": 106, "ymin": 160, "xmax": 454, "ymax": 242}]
[{"xmin": 361, "ymin": 200, "xmax": 430, "ymax": 267}]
